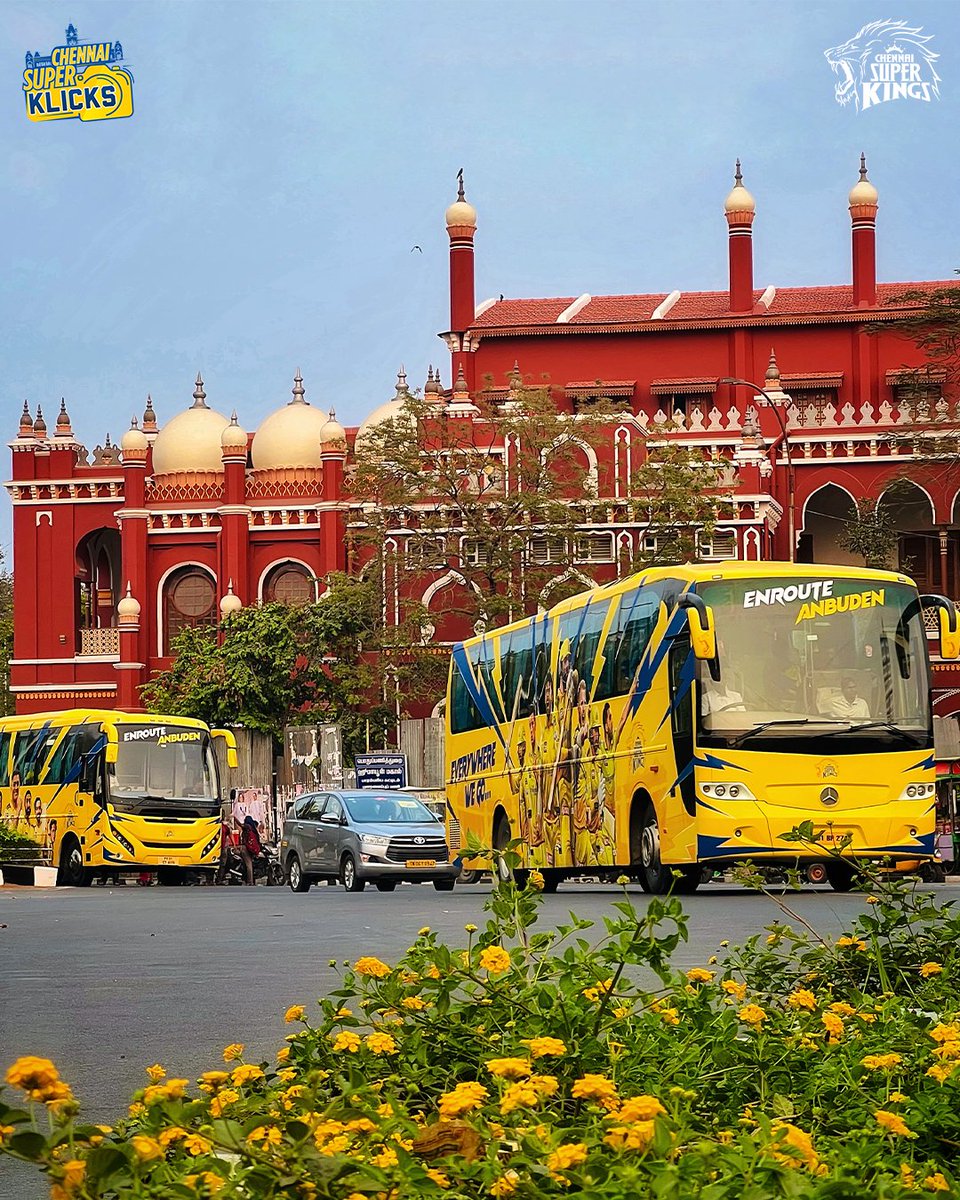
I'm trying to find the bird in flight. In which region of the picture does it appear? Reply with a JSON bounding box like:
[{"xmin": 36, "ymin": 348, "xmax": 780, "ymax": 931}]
[{"xmin": 411, "ymin": 245, "xmax": 422, "ymax": 253}]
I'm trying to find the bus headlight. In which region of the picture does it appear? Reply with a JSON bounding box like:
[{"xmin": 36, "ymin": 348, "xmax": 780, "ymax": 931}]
[{"xmin": 700, "ymin": 783, "xmax": 756, "ymax": 801}]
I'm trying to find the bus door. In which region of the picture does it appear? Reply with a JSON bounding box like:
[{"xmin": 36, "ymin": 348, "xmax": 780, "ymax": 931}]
[{"xmin": 668, "ymin": 635, "xmax": 696, "ymax": 816}]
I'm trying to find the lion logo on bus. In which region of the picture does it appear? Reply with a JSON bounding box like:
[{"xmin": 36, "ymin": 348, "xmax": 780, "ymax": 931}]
[{"xmin": 824, "ymin": 20, "xmax": 941, "ymax": 112}]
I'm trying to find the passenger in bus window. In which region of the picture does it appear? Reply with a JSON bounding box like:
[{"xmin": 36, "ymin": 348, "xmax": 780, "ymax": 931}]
[
  {"xmin": 825, "ymin": 677, "xmax": 870, "ymax": 721},
  {"xmin": 702, "ymin": 682, "xmax": 746, "ymax": 716}
]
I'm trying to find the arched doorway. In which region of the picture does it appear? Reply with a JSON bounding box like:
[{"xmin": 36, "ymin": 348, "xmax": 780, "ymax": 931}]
[
  {"xmin": 798, "ymin": 484, "xmax": 857, "ymax": 565},
  {"xmin": 75, "ymin": 528, "xmax": 122, "ymax": 654},
  {"xmin": 880, "ymin": 481, "xmax": 938, "ymax": 592}
]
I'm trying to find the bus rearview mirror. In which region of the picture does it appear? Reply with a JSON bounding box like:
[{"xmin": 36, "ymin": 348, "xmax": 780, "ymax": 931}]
[
  {"xmin": 940, "ymin": 609, "xmax": 960, "ymax": 660},
  {"xmin": 103, "ymin": 724, "xmax": 118, "ymax": 764},
  {"xmin": 212, "ymin": 728, "xmax": 239, "ymax": 769},
  {"xmin": 687, "ymin": 606, "xmax": 717, "ymax": 662}
]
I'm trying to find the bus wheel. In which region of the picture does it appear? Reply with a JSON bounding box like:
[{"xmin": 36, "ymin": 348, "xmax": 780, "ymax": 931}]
[
  {"xmin": 806, "ymin": 862, "xmax": 828, "ymax": 885},
  {"xmin": 541, "ymin": 871, "xmax": 560, "ymax": 894},
  {"xmin": 493, "ymin": 815, "xmax": 512, "ymax": 882},
  {"xmin": 58, "ymin": 837, "xmax": 91, "ymax": 887},
  {"xmin": 673, "ymin": 867, "xmax": 701, "ymax": 895},
  {"xmin": 638, "ymin": 805, "xmax": 672, "ymax": 895},
  {"xmin": 157, "ymin": 868, "xmax": 185, "ymax": 886},
  {"xmin": 825, "ymin": 861, "xmax": 856, "ymax": 893}
]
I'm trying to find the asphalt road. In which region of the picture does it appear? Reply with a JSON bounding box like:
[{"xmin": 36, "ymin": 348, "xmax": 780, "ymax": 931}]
[{"xmin": 2, "ymin": 879, "xmax": 954, "ymax": 1199}]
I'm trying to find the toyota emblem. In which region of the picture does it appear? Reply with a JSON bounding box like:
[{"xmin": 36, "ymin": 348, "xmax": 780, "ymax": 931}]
[
  {"xmin": 820, "ymin": 787, "xmax": 839, "ymax": 807},
  {"xmin": 414, "ymin": 836, "xmax": 425, "ymax": 844}
]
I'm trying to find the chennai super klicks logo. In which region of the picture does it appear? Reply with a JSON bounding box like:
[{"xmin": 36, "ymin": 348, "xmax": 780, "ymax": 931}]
[
  {"xmin": 825, "ymin": 19, "xmax": 940, "ymax": 112},
  {"xmin": 23, "ymin": 23, "xmax": 133, "ymax": 123}
]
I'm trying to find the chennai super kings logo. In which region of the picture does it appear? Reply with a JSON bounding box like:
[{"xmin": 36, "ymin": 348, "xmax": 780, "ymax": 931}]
[
  {"xmin": 23, "ymin": 24, "xmax": 133, "ymax": 123},
  {"xmin": 825, "ymin": 19, "xmax": 940, "ymax": 112}
]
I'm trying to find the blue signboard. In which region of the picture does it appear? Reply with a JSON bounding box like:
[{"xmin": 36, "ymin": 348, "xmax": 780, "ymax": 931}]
[{"xmin": 354, "ymin": 753, "xmax": 407, "ymax": 790}]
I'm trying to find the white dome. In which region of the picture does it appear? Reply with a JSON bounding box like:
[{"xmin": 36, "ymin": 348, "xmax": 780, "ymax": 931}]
[
  {"xmin": 151, "ymin": 404, "xmax": 230, "ymax": 475},
  {"xmin": 251, "ymin": 403, "xmax": 329, "ymax": 470},
  {"xmin": 355, "ymin": 398, "xmax": 416, "ymax": 448}
]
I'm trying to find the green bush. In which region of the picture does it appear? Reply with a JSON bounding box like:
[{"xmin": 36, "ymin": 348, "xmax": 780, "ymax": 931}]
[{"xmin": 2, "ymin": 845, "xmax": 959, "ymax": 1198}]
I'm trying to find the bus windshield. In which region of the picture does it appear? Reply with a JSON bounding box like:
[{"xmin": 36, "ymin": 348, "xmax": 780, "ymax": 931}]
[
  {"xmin": 696, "ymin": 576, "xmax": 931, "ymax": 751},
  {"xmin": 108, "ymin": 724, "xmax": 219, "ymax": 810}
]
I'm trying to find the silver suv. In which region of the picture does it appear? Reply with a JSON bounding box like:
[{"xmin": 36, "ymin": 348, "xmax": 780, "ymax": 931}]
[{"xmin": 281, "ymin": 790, "xmax": 459, "ymax": 893}]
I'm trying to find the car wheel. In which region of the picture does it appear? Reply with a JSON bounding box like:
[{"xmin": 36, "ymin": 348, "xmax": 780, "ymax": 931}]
[
  {"xmin": 433, "ymin": 879, "xmax": 456, "ymax": 891},
  {"xmin": 58, "ymin": 836, "xmax": 91, "ymax": 887},
  {"xmin": 825, "ymin": 861, "xmax": 856, "ymax": 893},
  {"xmin": 341, "ymin": 854, "xmax": 365, "ymax": 892},
  {"xmin": 376, "ymin": 880, "xmax": 397, "ymax": 892},
  {"xmin": 806, "ymin": 862, "xmax": 828, "ymax": 885},
  {"xmin": 287, "ymin": 854, "xmax": 311, "ymax": 893}
]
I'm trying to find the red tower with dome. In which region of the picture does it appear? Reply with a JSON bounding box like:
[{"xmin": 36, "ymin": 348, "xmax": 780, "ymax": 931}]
[{"xmin": 7, "ymin": 160, "xmax": 960, "ymax": 716}]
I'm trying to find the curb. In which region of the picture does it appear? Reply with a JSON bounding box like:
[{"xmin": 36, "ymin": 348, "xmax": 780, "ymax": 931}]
[{"xmin": 0, "ymin": 864, "xmax": 58, "ymax": 887}]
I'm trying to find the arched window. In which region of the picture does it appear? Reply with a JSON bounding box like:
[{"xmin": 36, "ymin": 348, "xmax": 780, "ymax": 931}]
[
  {"xmin": 163, "ymin": 568, "xmax": 216, "ymax": 653},
  {"xmin": 263, "ymin": 563, "xmax": 315, "ymax": 605}
]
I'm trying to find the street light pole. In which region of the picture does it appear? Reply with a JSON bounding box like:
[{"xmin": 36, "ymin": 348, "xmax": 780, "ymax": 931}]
[{"xmin": 720, "ymin": 363, "xmax": 796, "ymax": 562}]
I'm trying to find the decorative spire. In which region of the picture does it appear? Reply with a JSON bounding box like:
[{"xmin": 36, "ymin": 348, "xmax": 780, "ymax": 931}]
[
  {"xmin": 508, "ymin": 361, "xmax": 522, "ymax": 401},
  {"xmin": 734, "ymin": 159, "xmax": 742, "ymax": 187},
  {"xmin": 55, "ymin": 398, "xmax": 72, "ymax": 437},
  {"xmin": 219, "ymin": 578, "xmax": 242, "ymax": 617},
  {"xmin": 142, "ymin": 395, "xmax": 158, "ymax": 432},
  {"xmin": 33, "ymin": 405, "xmax": 47, "ymax": 438},
  {"xmin": 117, "ymin": 581, "xmax": 142, "ymax": 624},
  {"xmin": 395, "ymin": 365, "xmax": 409, "ymax": 399},
  {"xmin": 454, "ymin": 364, "xmax": 469, "ymax": 399},
  {"xmin": 457, "ymin": 167, "xmax": 465, "ymax": 202},
  {"xmin": 425, "ymin": 365, "xmax": 441, "ymax": 398},
  {"xmin": 104, "ymin": 432, "xmax": 113, "ymax": 447},
  {"xmin": 18, "ymin": 401, "xmax": 34, "ymax": 438},
  {"xmin": 764, "ymin": 348, "xmax": 781, "ymax": 389},
  {"xmin": 291, "ymin": 369, "xmax": 306, "ymax": 404},
  {"xmin": 859, "ymin": 151, "xmax": 868, "ymax": 182},
  {"xmin": 192, "ymin": 372, "xmax": 207, "ymax": 408}
]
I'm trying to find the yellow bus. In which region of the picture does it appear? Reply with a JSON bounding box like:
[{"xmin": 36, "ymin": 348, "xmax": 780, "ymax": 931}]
[
  {"xmin": 445, "ymin": 563, "xmax": 960, "ymax": 894},
  {"xmin": 0, "ymin": 709, "xmax": 237, "ymax": 885}
]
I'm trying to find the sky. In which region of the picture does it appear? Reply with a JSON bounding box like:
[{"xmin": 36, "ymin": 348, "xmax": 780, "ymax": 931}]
[{"xmin": 1, "ymin": 0, "xmax": 958, "ymax": 562}]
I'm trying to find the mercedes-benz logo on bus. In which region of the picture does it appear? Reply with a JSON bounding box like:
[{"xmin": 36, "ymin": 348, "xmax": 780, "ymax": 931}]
[
  {"xmin": 820, "ymin": 787, "xmax": 839, "ymax": 807},
  {"xmin": 414, "ymin": 836, "xmax": 425, "ymax": 844}
]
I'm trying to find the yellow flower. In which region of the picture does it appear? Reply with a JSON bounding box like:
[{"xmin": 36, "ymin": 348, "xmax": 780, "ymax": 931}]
[
  {"xmin": 890, "ymin": 1091, "xmax": 907, "ymax": 1103},
  {"xmin": 276, "ymin": 1046, "xmax": 291, "ymax": 1063},
  {"xmin": 862, "ymin": 1054, "xmax": 903, "ymax": 1071},
  {"xmin": 198, "ymin": 1070, "xmax": 230, "ymax": 1093},
  {"xmin": 209, "ymin": 1087, "xmax": 241, "ymax": 1117},
  {"xmin": 660, "ymin": 1007, "xmax": 680, "ymax": 1026},
  {"xmin": 131, "ymin": 1134, "xmax": 164, "ymax": 1161},
  {"xmin": 365, "ymin": 1032, "xmax": 398, "ymax": 1055},
  {"xmin": 875, "ymin": 1110, "xmax": 917, "ymax": 1138},
  {"xmin": 4, "ymin": 1056, "xmax": 70, "ymax": 1104},
  {"xmin": 920, "ymin": 962, "xmax": 944, "ymax": 978},
  {"xmin": 145, "ymin": 1063, "xmax": 166, "ymax": 1082},
  {"xmin": 902, "ymin": 1164, "xmax": 917, "ymax": 1188},
  {"xmin": 331, "ymin": 1030, "xmax": 362, "ymax": 1053},
  {"xmin": 829, "ymin": 1001, "xmax": 856, "ymax": 1016},
  {"xmin": 0, "ymin": 1125, "xmax": 15, "ymax": 1149},
  {"xmin": 231, "ymin": 1064, "xmax": 265, "ymax": 1087},
  {"xmin": 721, "ymin": 979, "xmax": 747, "ymax": 1003},
  {"xmin": 403, "ymin": 996, "xmax": 427, "ymax": 1011},
  {"xmin": 932, "ymin": 1041, "xmax": 960, "ymax": 1060},
  {"xmin": 822, "ymin": 1012, "xmax": 845, "ymax": 1040},
  {"xmin": 738, "ymin": 1004, "xmax": 767, "ymax": 1027},
  {"xmin": 787, "ymin": 989, "xmax": 817, "ymax": 1011},
  {"xmin": 931, "ymin": 1023, "xmax": 960, "ymax": 1044},
  {"xmin": 184, "ymin": 1171, "xmax": 224, "ymax": 1193},
  {"xmin": 158, "ymin": 1126, "xmax": 187, "ymax": 1148},
  {"xmin": 769, "ymin": 1122, "xmax": 822, "ymax": 1173},
  {"xmin": 836, "ymin": 936, "xmax": 867, "ymax": 951},
  {"xmin": 465, "ymin": 923, "xmax": 478, "ymax": 934},
  {"xmin": 720, "ymin": 940, "xmax": 729, "ymax": 947},
  {"xmin": 613, "ymin": 1005, "xmax": 632, "ymax": 1019},
  {"xmin": 529, "ymin": 870, "xmax": 545, "ymax": 890},
  {"xmin": 686, "ymin": 968, "xmax": 715, "ymax": 984},
  {"xmin": 438, "ymin": 1081, "xmax": 489, "ymax": 1118},
  {"xmin": 427, "ymin": 1168, "xmax": 451, "ymax": 1187},
  {"xmin": 571, "ymin": 1073, "xmax": 619, "ymax": 1110},
  {"xmin": 610, "ymin": 1094, "xmax": 666, "ymax": 1122},
  {"xmin": 183, "ymin": 1133, "xmax": 213, "ymax": 1155},
  {"xmin": 489, "ymin": 1174, "xmax": 519, "ymax": 1197},
  {"xmin": 371, "ymin": 1145, "xmax": 399, "ymax": 1168},
  {"xmin": 479, "ymin": 945, "xmax": 511, "ymax": 974},
  {"xmin": 144, "ymin": 1078, "xmax": 189, "ymax": 1105},
  {"xmin": 222, "ymin": 1043, "xmax": 244, "ymax": 1063},
  {"xmin": 582, "ymin": 978, "xmax": 614, "ymax": 1003},
  {"xmin": 486, "ymin": 1057, "xmax": 532, "ymax": 1079},
  {"xmin": 499, "ymin": 1081, "xmax": 540, "ymax": 1115},
  {"xmin": 927, "ymin": 1063, "xmax": 958, "ymax": 1083},
  {"xmin": 128, "ymin": 1102, "xmax": 146, "ymax": 1118},
  {"xmin": 418, "ymin": 926, "xmax": 432, "ymax": 936},
  {"xmin": 284, "ymin": 1004, "xmax": 306, "ymax": 1023},
  {"xmin": 354, "ymin": 956, "xmax": 391, "ymax": 978},
  {"xmin": 866, "ymin": 895, "xmax": 879, "ymax": 904},
  {"xmin": 924, "ymin": 1173, "xmax": 950, "ymax": 1191},
  {"xmin": 547, "ymin": 1142, "xmax": 588, "ymax": 1179},
  {"xmin": 49, "ymin": 1159, "xmax": 85, "ymax": 1199},
  {"xmin": 248, "ymin": 1125, "xmax": 283, "ymax": 1147},
  {"xmin": 604, "ymin": 1120, "xmax": 657, "ymax": 1151}
]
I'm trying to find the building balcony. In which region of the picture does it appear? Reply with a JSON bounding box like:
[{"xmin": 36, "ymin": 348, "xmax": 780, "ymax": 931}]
[{"xmin": 78, "ymin": 627, "xmax": 120, "ymax": 656}]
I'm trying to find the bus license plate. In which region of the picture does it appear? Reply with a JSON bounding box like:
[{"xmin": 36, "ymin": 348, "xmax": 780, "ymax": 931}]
[
  {"xmin": 159, "ymin": 856, "xmax": 179, "ymax": 866},
  {"xmin": 406, "ymin": 859, "xmax": 436, "ymax": 868}
]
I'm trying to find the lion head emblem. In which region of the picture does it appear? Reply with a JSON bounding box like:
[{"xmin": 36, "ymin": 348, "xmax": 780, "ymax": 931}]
[{"xmin": 825, "ymin": 20, "xmax": 940, "ymax": 111}]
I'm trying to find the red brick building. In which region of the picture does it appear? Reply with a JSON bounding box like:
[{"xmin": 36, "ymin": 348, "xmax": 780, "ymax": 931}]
[{"xmin": 7, "ymin": 159, "xmax": 960, "ymax": 715}]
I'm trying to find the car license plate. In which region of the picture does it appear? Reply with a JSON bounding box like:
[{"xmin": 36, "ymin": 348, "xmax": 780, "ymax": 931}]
[
  {"xmin": 406, "ymin": 859, "xmax": 436, "ymax": 868},
  {"xmin": 158, "ymin": 856, "xmax": 179, "ymax": 866}
]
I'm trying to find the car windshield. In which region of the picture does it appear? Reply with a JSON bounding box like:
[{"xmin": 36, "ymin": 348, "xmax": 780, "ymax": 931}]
[
  {"xmin": 696, "ymin": 576, "xmax": 931, "ymax": 751},
  {"xmin": 342, "ymin": 793, "xmax": 439, "ymax": 824}
]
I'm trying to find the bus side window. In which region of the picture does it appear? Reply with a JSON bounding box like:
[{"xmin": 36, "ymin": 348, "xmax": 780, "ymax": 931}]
[
  {"xmin": 451, "ymin": 646, "xmax": 485, "ymax": 735},
  {"xmin": 13, "ymin": 729, "xmax": 51, "ymax": 787},
  {"xmin": 597, "ymin": 591, "xmax": 658, "ymax": 699},
  {"xmin": 46, "ymin": 726, "xmax": 85, "ymax": 786},
  {"xmin": 0, "ymin": 732, "xmax": 10, "ymax": 786}
]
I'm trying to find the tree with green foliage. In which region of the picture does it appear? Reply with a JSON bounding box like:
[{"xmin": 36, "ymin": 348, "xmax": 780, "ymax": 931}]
[
  {"xmin": 628, "ymin": 430, "xmax": 735, "ymax": 568},
  {"xmin": 838, "ymin": 497, "xmax": 899, "ymax": 569},
  {"xmin": 141, "ymin": 575, "xmax": 397, "ymax": 763}
]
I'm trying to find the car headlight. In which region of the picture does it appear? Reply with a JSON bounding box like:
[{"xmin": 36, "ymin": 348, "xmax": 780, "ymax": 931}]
[{"xmin": 361, "ymin": 835, "xmax": 391, "ymax": 849}]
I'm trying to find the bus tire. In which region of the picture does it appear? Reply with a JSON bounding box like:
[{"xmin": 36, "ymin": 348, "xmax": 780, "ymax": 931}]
[
  {"xmin": 673, "ymin": 867, "xmax": 701, "ymax": 895},
  {"xmin": 58, "ymin": 836, "xmax": 91, "ymax": 888},
  {"xmin": 287, "ymin": 854, "xmax": 311, "ymax": 893},
  {"xmin": 433, "ymin": 879, "xmax": 456, "ymax": 891},
  {"xmin": 341, "ymin": 853, "xmax": 365, "ymax": 892},
  {"xmin": 806, "ymin": 862, "xmax": 828, "ymax": 885},
  {"xmin": 825, "ymin": 861, "xmax": 856, "ymax": 893},
  {"xmin": 638, "ymin": 803, "xmax": 673, "ymax": 895},
  {"xmin": 157, "ymin": 868, "xmax": 186, "ymax": 886},
  {"xmin": 541, "ymin": 870, "xmax": 560, "ymax": 893}
]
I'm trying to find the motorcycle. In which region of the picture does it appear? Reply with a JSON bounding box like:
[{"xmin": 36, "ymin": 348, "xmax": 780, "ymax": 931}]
[{"xmin": 217, "ymin": 841, "xmax": 285, "ymax": 886}]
